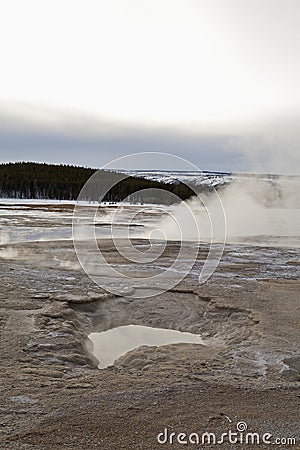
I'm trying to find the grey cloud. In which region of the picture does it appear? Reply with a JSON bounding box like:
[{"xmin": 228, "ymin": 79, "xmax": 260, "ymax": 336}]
[
  {"xmin": 0, "ymin": 102, "xmax": 245, "ymax": 172},
  {"xmin": 0, "ymin": 102, "xmax": 298, "ymax": 175},
  {"xmin": 0, "ymin": 124, "xmax": 243, "ymax": 172}
]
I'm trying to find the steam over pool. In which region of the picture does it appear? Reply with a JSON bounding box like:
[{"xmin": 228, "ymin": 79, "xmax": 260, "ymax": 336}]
[{"xmin": 0, "ymin": 171, "xmax": 299, "ymax": 248}]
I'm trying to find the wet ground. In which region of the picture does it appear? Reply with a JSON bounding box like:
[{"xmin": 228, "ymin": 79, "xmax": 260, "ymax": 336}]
[{"xmin": 0, "ymin": 202, "xmax": 299, "ymax": 448}]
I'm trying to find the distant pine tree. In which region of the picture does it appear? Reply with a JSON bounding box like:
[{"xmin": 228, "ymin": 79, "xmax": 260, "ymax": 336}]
[{"xmin": 0, "ymin": 162, "xmax": 195, "ymax": 203}]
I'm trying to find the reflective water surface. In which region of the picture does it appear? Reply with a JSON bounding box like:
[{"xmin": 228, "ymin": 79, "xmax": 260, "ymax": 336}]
[{"xmin": 89, "ymin": 325, "xmax": 204, "ymax": 369}]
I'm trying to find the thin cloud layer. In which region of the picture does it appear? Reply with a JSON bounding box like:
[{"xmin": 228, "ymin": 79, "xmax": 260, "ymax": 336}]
[
  {"xmin": 0, "ymin": 1, "xmax": 299, "ymax": 173},
  {"xmin": 0, "ymin": 102, "xmax": 299, "ymax": 174}
]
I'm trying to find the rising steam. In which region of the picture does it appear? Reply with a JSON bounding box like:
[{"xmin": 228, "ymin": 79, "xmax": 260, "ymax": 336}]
[{"xmin": 153, "ymin": 177, "xmax": 300, "ymax": 246}]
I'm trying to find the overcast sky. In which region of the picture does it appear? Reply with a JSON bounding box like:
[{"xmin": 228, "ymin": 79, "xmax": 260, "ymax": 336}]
[{"xmin": 0, "ymin": 0, "xmax": 299, "ymax": 173}]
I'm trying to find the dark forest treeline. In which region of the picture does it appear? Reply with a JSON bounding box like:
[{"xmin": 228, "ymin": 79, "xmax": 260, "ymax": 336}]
[{"xmin": 0, "ymin": 162, "xmax": 194, "ymax": 204}]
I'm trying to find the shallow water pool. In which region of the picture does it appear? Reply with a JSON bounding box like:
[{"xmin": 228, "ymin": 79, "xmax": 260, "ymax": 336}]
[{"xmin": 89, "ymin": 324, "xmax": 204, "ymax": 369}]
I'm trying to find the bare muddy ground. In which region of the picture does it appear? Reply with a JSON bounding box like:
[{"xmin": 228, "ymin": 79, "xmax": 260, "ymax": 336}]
[{"xmin": 0, "ymin": 239, "xmax": 299, "ymax": 449}]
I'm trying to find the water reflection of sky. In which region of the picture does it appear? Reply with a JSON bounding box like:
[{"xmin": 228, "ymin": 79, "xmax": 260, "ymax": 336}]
[
  {"xmin": 89, "ymin": 325, "xmax": 204, "ymax": 369},
  {"xmin": 1, "ymin": 200, "xmax": 299, "ymax": 246}
]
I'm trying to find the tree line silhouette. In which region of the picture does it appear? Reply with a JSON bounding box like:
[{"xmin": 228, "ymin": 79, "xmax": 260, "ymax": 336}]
[{"xmin": 0, "ymin": 162, "xmax": 195, "ymax": 204}]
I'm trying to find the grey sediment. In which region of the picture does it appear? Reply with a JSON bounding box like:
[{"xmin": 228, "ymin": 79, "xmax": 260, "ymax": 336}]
[{"xmin": 0, "ymin": 239, "xmax": 299, "ymax": 449}]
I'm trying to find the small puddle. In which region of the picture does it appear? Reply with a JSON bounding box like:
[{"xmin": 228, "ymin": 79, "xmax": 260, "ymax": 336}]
[{"xmin": 89, "ymin": 324, "xmax": 204, "ymax": 369}]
